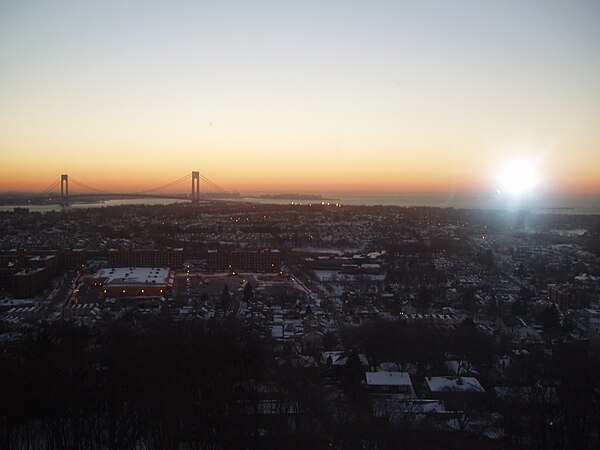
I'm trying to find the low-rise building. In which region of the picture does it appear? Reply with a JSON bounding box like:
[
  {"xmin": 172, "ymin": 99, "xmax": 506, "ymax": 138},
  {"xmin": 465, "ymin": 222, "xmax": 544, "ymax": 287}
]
[
  {"xmin": 91, "ymin": 267, "xmax": 171, "ymax": 298},
  {"xmin": 365, "ymin": 371, "xmax": 416, "ymax": 397}
]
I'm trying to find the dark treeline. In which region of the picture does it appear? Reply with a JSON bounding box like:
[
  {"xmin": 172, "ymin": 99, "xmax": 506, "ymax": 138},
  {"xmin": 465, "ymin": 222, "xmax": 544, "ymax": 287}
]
[
  {"xmin": 2, "ymin": 318, "xmax": 599, "ymax": 449},
  {"xmin": 0, "ymin": 317, "xmax": 497, "ymax": 450},
  {"xmin": 341, "ymin": 319, "xmax": 496, "ymax": 372},
  {"xmin": 342, "ymin": 319, "xmax": 600, "ymax": 450},
  {"xmin": 1, "ymin": 318, "xmax": 271, "ymax": 449}
]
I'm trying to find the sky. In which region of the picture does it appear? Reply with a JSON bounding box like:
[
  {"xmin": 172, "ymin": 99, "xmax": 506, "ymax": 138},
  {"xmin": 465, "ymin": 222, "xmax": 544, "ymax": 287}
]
[{"xmin": 1, "ymin": 0, "xmax": 599, "ymax": 194}]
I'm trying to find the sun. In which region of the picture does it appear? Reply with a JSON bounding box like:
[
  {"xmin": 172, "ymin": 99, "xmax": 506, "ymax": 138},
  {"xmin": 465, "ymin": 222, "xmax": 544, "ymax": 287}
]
[{"xmin": 498, "ymin": 160, "xmax": 538, "ymax": 195}]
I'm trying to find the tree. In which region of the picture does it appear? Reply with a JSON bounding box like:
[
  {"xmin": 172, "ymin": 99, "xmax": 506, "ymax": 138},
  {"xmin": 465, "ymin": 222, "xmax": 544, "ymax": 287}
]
[
  {"xmin": 321, "ymin": 332, "xmax": 338, "ymax": 351},
  {"xmin": 243, "ymin": 282, "xmax": 254, "ymax": 302},
  {"xmin": 221, "ymin": 285, "xmax": 231, "ymax": 311},
  {"xmin": 540, "ymin": 305, "xmax": 560, "ymax": 331},
  {"xmin": 342, "ymin": 349, "xmax": 364, "ymax": 400},
  {"xmin": 453, "ymin": 318, "xmax": 495, "ymax": 367},
  {"xmin": 460, "ymin": 287, "xmax": 476, "ymax": 311},
  {"xmin": 478, "ymin": 248, "xmax": 495, "ymax": 270},
  {"xmin": 416, "ymin": 284, "xmax": 432, "ymax": 312}
]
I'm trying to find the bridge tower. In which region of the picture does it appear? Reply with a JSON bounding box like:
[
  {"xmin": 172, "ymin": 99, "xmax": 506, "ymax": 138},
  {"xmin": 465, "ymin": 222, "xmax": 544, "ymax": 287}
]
[
  {"xmin": 60, "ymin": 174, "xmax": 69, "ymax": 205},
  {"xmin": 191, "ymin": 171, "xmax": 200, "ymax": 203}
]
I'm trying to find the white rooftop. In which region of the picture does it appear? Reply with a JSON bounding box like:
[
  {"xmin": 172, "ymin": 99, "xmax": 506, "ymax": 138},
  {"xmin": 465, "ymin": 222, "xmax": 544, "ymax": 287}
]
[
  {"xmin": 93, "ymin": 267, "xmax": 169, "ymax": 286},
  {"xmin": 426, "ymin": 376, "xmax": 484, "ymax": 393},
  {"xmin": 366, "ymin": 371, "xmax": 413, "ymax": 387}
]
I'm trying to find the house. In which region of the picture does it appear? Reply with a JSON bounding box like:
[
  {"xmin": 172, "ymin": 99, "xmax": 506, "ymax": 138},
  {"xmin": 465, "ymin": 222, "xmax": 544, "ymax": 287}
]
[
  {"xmin": 426, "ymin": 376, "xmax": 485, "ymax": 411},
  {"xmin": 365, "ymin": 371, "xmax": 416, "ymax": 398},
  {"xmin": 426, "ymin": 376, "xmax": 485, "ymax": 395}
]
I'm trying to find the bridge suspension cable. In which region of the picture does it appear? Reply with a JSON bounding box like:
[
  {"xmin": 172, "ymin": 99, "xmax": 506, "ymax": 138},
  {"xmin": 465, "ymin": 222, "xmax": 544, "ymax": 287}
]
[
  {"xmin": 69, "ymin": 177, "xmax": 115, "ymax": 194},
  {"xmin": 40, "ymin": 178, "xmax": 60, "ymax": 195},
  {"xmin": 200, "ymin": 174, "xmax": 229, "ymax": 194},
  {"xmin": 134, "ymin": 173, "xmax": 192, "ymax": 194}
]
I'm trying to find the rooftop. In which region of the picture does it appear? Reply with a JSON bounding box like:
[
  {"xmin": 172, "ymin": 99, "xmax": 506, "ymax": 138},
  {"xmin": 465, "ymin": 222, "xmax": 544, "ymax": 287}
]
[
  {"xmin": 426, "ymin": 376, "xmax": 485, "ymax": 393},
  {"xmin": 92, "ymin": 267, "xmax": 170, "ymax": 286},
  {"xmin": 365, "ymin": 371, "xmax": 413, "ymax": 387}
]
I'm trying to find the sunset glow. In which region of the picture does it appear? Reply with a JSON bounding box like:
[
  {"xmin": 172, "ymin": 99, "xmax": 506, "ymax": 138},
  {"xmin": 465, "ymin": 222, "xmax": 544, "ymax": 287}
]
[{"xmin": 1, "ymin": 1, "xmax": 599, "ymax": 194}]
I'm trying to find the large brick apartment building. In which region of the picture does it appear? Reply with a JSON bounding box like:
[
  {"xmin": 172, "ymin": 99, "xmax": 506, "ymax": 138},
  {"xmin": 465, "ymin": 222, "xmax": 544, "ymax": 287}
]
[
  {"xmin": 108, "ymin": 248, "xmax": 183, "ymax": 268},
  {"xmin": 207, "ymin": 249, "xmax": 281, "ymax": 272}
]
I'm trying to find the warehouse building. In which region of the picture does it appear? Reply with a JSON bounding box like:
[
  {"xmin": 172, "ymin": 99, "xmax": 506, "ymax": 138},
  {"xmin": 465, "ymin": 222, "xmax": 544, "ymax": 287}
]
[{"xmin": 91, "ymin": 267, "xmax": 172, "ymax": 298}]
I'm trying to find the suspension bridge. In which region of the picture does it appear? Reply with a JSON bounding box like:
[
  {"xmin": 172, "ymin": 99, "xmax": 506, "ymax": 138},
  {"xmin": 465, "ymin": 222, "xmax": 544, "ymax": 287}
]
[{"xmin": 35, "ymin": 171, "xmax": 236, "ymax": 205}]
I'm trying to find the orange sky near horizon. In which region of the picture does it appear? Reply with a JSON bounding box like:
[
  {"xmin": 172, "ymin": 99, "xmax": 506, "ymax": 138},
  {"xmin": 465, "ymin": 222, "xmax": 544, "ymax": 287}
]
[
  {"xmin": 2, "ymin": 142, "xmax": 599, "ymax": 195},
  {"xmin": 1, "ymin": 1, "xmax": 600, "ymax": 195}
]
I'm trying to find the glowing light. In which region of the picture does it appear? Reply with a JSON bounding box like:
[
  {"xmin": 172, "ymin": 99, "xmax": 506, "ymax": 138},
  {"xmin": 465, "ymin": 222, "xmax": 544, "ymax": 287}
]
[{"xmin": 498, "ymin": 160, "xmax": 538, "ymax": 195}]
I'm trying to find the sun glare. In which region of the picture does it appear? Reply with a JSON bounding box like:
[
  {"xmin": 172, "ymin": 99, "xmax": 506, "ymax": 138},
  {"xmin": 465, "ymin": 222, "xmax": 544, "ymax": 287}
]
[{"xmin": 498, "ymin": 160, "xmax": 538, "ymax": 195}]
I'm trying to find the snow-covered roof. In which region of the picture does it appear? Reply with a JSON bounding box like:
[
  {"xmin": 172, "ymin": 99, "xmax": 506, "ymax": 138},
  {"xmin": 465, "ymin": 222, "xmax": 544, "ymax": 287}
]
[
  {"xmin": 426, "ymin": 376, "xmax": 484, "ymax": 393},
  {"xmin": 366, "ymin": 371, "xmax": 413, "ymax": 387},
  {"xmin": 92, "ymin": 267, "xmax": 169, "ymax": 286}
]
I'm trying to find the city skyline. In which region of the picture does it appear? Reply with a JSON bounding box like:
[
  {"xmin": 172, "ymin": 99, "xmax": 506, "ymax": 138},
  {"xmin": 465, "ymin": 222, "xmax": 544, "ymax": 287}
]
[{"xmin": 1, "ymin": 1, "xmax": 600, "ymax": 194}]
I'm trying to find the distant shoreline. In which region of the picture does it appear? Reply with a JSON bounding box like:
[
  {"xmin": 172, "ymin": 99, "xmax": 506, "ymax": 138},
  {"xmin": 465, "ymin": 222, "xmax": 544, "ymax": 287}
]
[
  {"xmin": 0, "ymin": 192, "xmax": 240, "ymax": 206},
  {"xmin": 0, "ymin": 192, "xmax": 599, "ymax": 215}
]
